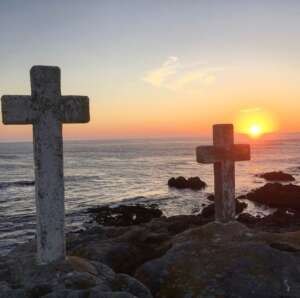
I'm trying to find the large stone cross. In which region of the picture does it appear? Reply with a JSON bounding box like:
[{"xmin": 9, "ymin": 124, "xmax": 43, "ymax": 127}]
[
  {"xmin": 196, "ymin": 124, "xmax": 250, "ymax": 222},
  {"xmin": 1, "ymin": 66, "xmax": 90, "ymax": 264}
]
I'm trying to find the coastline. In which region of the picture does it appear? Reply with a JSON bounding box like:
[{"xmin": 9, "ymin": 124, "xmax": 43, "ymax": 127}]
[{"xmin": 2, "ymin": 201, "xmax": 300, "ymax": 297}]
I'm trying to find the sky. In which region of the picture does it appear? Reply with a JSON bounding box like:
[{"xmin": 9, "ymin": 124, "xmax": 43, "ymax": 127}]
[{"xmin": 0, "ymin": 0, "xmax": 300, "ymax": 140}]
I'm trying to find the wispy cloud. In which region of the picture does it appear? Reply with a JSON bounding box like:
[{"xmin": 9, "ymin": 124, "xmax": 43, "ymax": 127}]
[
  {"xmin": 142, "ymin": 56, "xmax": 222, "ymax": 92},
  {"xmin": 142, "ymin": 56, "xmax": 179, "ymax": 87}
]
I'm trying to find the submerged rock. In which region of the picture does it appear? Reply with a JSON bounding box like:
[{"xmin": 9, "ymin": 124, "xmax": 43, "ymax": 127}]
[
  {"xmin": 257, "ymin": 171, "xmax": 295, "ymax": 182},
  {"xmin": 88, "ymin": 204, "xmax": 163, "ymax": 226},
  {"xmin": 239, "ymin": 183, "xmax": 300, "ymax": 209},
  {"xmin": 168, "ymin": 176, "xmax": 206, "ymax": 190}
]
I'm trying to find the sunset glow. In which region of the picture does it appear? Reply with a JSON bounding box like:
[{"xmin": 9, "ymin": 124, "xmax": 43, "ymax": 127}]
[
  {"xmin": 249, "ymin": 124, "xmax": 262, "ymax": 138},
  {"xmin": 0, "ymin": 1, "xmax": 300, "ymax": 141},
  {"xmin": 235, "ymin": 107, "xmax": 277, "ymax": 138}
]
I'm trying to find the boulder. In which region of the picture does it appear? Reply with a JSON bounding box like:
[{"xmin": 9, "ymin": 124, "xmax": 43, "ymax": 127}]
[
  {"xmin": 257, "ymin": 171, "xmax": 295, "ymax": 182},
  {"xmin": 73, "ymin": 209, "xmax": 213, "ymax": 274},
  {"xmin": 239, "ymin": 183, "xmax": 300, "ymax": 209},
  {"xmin": 135, "ymin": 221, "xmax": 300, "ymax": 297},
  {"xmin": 112, "ymin": 273, "xmax": 152, "ymax": 298},
  {"xmin": 168, "ymin": 176, "xmax": 188, "ymax": 189},
  {"xmin": 0, "ymin": 251, "xmax": 152, "ymax": 298},
  {"xmin": 71, "ymin": 225, "xmax": 172, "ymax": 274},
  {"xmin": 187, "ymin": 177, "xmax": 206, "ymax": 190},
  {"xmin": 168, "ymin": 176, "xmax": 206, "ymax": 190}
]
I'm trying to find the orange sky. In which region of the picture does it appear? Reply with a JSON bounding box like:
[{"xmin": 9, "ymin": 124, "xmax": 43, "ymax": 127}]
[{"xmin": 1, "ymin": 1, "xmax": 300, "ymax": 141}]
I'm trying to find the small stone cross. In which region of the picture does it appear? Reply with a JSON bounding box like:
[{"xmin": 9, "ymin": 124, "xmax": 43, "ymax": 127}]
[
  {"xmin": 196, "ymin": 124, "xmax": 250, "ymax": 222},
  {"xmin": 1, "ymin": 66, "xmax": 90, "ymax": 264}
]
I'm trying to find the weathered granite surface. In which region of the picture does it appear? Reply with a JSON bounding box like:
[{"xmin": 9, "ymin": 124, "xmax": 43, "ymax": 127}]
[
  {"xmin": 0, "ymin": 249, "xmax": 152, "ymax": 298},
  {"xmin": 135, "ymin": 221, "xmax": 300, "ymax": 297}
]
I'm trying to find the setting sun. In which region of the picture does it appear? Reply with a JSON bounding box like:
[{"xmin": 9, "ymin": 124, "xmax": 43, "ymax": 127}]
[
  {"xmin": 235, "ymin": 108, "xmax": 277, "ymax": 138},
  {"xmin": 249, "ymin": 124, "xmax": 262, "ymax": 138}
]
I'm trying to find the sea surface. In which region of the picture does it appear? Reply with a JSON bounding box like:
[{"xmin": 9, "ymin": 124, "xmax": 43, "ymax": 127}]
[{"xmin": 1, "ymin": 137, "xmax": 300, "ymax": 255}]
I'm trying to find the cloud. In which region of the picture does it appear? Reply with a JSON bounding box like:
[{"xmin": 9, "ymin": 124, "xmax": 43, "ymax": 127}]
[
  {"xmin": 142, "ymin": 57, "xmax": 221, "ymax": 92},
  {"xmin": 142, "ymin": 56, "xmax": 179, "ymax": 87}
]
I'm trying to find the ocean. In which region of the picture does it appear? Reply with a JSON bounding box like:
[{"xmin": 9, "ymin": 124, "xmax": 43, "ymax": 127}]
[{"xmin": 1, "ymin": 137, "xmax": 300, "ymax": 255}]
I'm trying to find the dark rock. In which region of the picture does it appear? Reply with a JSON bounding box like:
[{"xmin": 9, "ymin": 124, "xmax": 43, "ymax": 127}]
[
  {"xmin": 257, "ymin": 171, "xmax": 295, "ymax": 182},
  {"xmin": 89, "ymin": 289, "xmax": 137, "ymax": 297},
  {"xmin": 63, "ymin": 271, "xmax": 98, "ymax": 290},
  {"xmin": 207, "ymin": 194, "xmax": 214, "ymax": 201},
  {"xmin": 238, "ymin": 209, "xmax": 300, "ymax": 232},
  {"xmin": 167, "ymin": 177, "xmax": 177, "ymax": 187},
  {"xmin": 0, "ymin": 252, "xmax": 152, "ymax": 298},
  {"xmin": 0, "ymin": 288, "xmax": 28, "ymax": 298},
  {"xmin": 239, "ymin": 183, "xmax": 300, "ymax": 209},
  {"xmin": 27, "ymin": 283, "xmax": 53, "ymax": 297},
  {"xmin": 168, "ymin": 176, "xmax": 206, "ymax": 190},
  {"xmin": 187, "ymin": 177, "xmax": 206, "ymax": 190},
  {"xmin": 112, "ymin": 273, "xmax": 152, "ymax": 298},
  {"xmin": 135, "ymin": 221, "xmax": 300, "ymax": 298},
  {"xmin": 270, "ymin": 242, "xmax": 300, "ymax": 252},
  {"xmin": 73, "ymin": 209, "xmax": 214, "ymax": 275},
  {"xmin": 7, "ymin": 202, "xmax": 300, "ymax": 297},
  {"xmin": 88, "ymin": 204, "xmax": 163, "ymax": 226},
  {"xmin": 200, "ymin": 203, "xmax": 215, "ymax": 218},
  {"xmin": 71, "ymin": 225, "xmax": 173, "ymax": 275},
  {"xmin": 237, "ymin": 213, "xmax": 259, "ymax": 225},
  {"xmin": 162, "ymin": 215, "xmax": 207, "ymax": 234},
  {"xmin": 43, "ymin": 290, "xmax": 86, "ymax": 298},
  {"xmin": 168, "ymin": 176, "xmax": 188, "ymax": 189},
  {"xmin": 201, "ymin": 200, "xmax": 247, "ymax": 218},
  {"xmin": 236, "ymin": 201, "xmax": 248, "ymax": 214},
  {"xmin": 263, "ymin": 209, "xmax": 300, "ymax": 226},
  {"xmin": 44, "ymin": 289, "xmax": 137, "ymax": 298}
]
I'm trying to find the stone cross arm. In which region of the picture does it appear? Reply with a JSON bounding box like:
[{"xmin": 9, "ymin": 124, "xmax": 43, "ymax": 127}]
[
  {"xmin": 1, "ymin": 66, "xmax": 89, "ymax": 125},
  {"xmin": 2, "ymin": 95, "xmax": 89, "ymax": 125},
  {"xmin": 196, "ymin": 144, "xmax": 250, "ymax": 164}
]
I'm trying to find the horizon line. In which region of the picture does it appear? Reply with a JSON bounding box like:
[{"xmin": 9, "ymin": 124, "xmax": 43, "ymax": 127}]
[{"xmin": 1, "ymin": 131, "xmax": 300, "ymax": 144}]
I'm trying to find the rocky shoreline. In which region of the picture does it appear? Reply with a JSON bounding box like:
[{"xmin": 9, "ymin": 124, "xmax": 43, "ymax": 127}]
[
  {"xmin": 3, "ymin": 205, "xmax": 300, "ymax": 297},
  {"xmin": 3, "ymin": 176, "xmax": 300, "ymax": 297}
]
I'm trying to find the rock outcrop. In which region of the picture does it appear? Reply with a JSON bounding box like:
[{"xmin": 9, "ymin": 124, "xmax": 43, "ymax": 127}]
[
  {"xmin": 0, "ymin": 251, "xmax": 152, "ymax": 298},
  {"xmin": 4, "ymin": 199, "xmax": 300, "ymax": 297},
  {"xmin": 135, "ymin": 221, "xmax": 300, "ymax": 298},
  {"xmin": 168, "ymin": 176, "xmax": 206, "ymax": 190},
  {"xmin": 257, "ymin": 171, "xmax": 295, "ymax": 182},
  {"xmin": 238, "ymin": 209, "xmax": 300, "ymax": 232},
  {"xmin": 88, "ymin": 204, "xmax": 163, "ymax": 226},
  {"xmin": 239, "ymin": 183, "xmax": 300, "ymax": 209}
]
